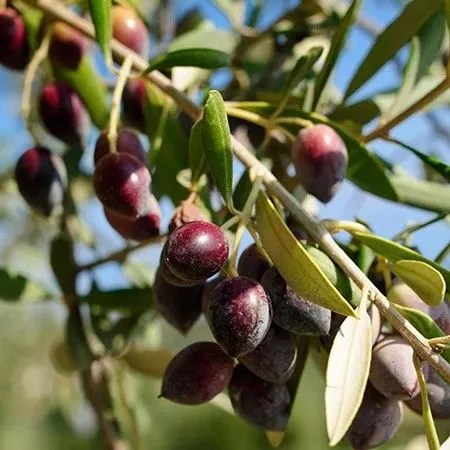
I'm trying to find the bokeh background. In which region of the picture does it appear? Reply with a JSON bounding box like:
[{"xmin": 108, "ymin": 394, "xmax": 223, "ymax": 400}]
[{"xmin": 0, "ymin": 0, "xmax": 449, "ymax": 449}]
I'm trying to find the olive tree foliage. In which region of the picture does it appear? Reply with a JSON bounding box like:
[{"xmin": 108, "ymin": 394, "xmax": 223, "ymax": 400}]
[{"xmin": 0, "ymin": 0, "xmax": 449, "ymax": 449}]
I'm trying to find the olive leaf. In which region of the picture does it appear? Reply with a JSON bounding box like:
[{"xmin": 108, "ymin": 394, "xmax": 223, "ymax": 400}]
[
  {"xmin": 66, "ymin": 308, "xmax": 93, "ymax": 371},
  {"xmin": 145, "ymin": 48, "xmax": 231, "ymax": 73},
  {"xmin": 0, "ymin": 269, "xmax": 50, "ymax": 303},
  {"xmin": 87, "ymin": 0, "xmax": 112, "ymax": 60},
  {"xmin": 313, "ymin": 0, "xmax": 362, "ymax": 110},
  {"xmin": 345, "ymin": 0, "xmax": 442, "ymax": 99},
  {"xmin": 352, "ymin": 232, "xmax": 450, "ymax": 292},
  {"xmin": 394, "ymin": 305, "xmax": 450, "ymax": 363},
  {"xmin": 189, "ymin": 119, "xmax": 206, "ymax": 185},
  {"xmin": 202, "ymin": 90, "xmax": 234, "ymax": 208},
  {"xmin": 255, "ymin": 192, "xmax": 356, "ymax": 317},
  {"xmin": 50, "ymin": 234, "xmax": 76, "ymax": 296},
  {"xmin": 390, "ymin": 260, "xmax": 445, "ymax": 307},
  {"xmin": 325, "ymin": 291, "xmax": 372, "ymax": 446}
]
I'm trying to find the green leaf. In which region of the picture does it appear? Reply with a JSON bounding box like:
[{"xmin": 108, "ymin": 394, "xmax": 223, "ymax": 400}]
[
  {"xmin": 52, "ymin": 56, "xmax": 110, "ymax": 129},
  {"xmin": 189, "ymin": 119, "xmax": 206, "ymax": 185},
  {"xmin": 145, "ymin": 48, "xmax": 231, "ymax": 73},
  {"xmin": 382, "ymin": 37, "xmax": 421, "ymax": 123},
  {"xmin": 345, "ymin": 0, "xmax": 442, "ymax": 99},
  {"xmin": 66, "ymin": 308, "xmax": 93, "ymax": 370},
  {"xmin": 313, "ymin": 0, "xmax": 362, "ymax": 110},
  {"xmin": 144, "ymin": 83, "xmax": 189, "ymax": 204},
  {"xmin": 87, "ymin": 0, "xmax": 112, "ymax": 59},
  {"xmin": 14, "ymin": 2, "xmax": 42, "ymax": 51},
  {"xmin": 326, "ymin": 300, "xmax": 372, "ymax": 446},
  {"xmin": 50, "ymin": 234, "xmax": 76, "ymax": 296},
  {"xmin": 80, "ymin": 286, "xmax": 153, "ymax": 312},
  {"xmin": 329, "ymin": 99, "xmax": 382, "ymax": 128},
  {"xmin": 446, "ymin": 0, "xmax": 450, "ymax": 33},
  {"xmin": 50, "ymin": 340, "xmax": 76, "ymax": 375},
  {"xmin": 352, "ymin": 232, "xmax": 450, "ymax": 292},
  {"xmin": 305, "ymin": 246, "xmax": 361, "ymax": 307},
  {"xmin": 170, "ymin": 28, "xmax": 237, "ymax": 54},
  {"xmin": 389, "ymin": 171, "xmax": 450, "ymax": 214},
  {"xmin": 202, "ymin": 90, "xmax": 234, "ymax": 207},
  {"xmin": 0, "ymin": 269, "xmax": 50, "ymax": 302},
  {"xmin": 390, "ymin": 260, "xmax": 445, "ymax": 307},
  {"xmin": 255, "ymin": 192, "xmax": 356, "ymax": 317},
  {"xmin": 226, "ymin": 102, "xmax": 398, "ymax": 201},
  {"xmin": 394, "ymin": 305, "xmax": 450, "ymax": 362},
  {"xmin": 282, "ymin": 46, "xmax": 323, "ymax": 106},
  {"xmin": 232, "ymin": 170, "xmax": 252, "ymax": 212},
  {"xmin": 389, "ymin": 138, "xmax": 450, "ymax": 182},
  {"xmin": 123, "ymin": 347, "xmax": 172, "ymax": 377}
]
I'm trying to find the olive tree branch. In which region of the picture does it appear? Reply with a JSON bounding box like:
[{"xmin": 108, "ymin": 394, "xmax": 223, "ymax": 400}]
[
  {"xmin": 25, "ymin": 0, "xmax": 450, "ymax": 384},
  {"xmin": 77, "ymin": 234, "xmax": 166, "ymax": 273},
  {"xmin": 363, "ymin": 78, "xmax": 450, "ymax": 142}
]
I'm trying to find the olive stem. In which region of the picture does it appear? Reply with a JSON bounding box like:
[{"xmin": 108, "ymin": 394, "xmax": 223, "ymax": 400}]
[
  {"xmin": 76, "ymin": 234, "xmax": 166, "ymax": 273},
  {"xmin": 21, "ymin": 28, "xmax": 51, "ymax": 144},
  {"xmin": 428, "ymin": 335, "xmax": 450, "ymax": 348},
  {"xmin": 413, "ymin": 354, "xmax": 440, "ymax": 450},
  {"xmin": 25, "ymin": 0, "xmax": 450, "ymax": 384},
  {"xmin": 321, "ymin": 219, "xmax": 371, "ymax": 235},
  {"xmin": 109, "ymin": 53, "xmax": 135, "ymax": 154}
]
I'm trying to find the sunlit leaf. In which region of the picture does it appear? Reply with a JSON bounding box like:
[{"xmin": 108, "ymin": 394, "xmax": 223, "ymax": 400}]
[
  {"xmin": 313, "ymin": 0, "xmax": 362, "ymax": 110},
  {"xmin": 345, "ymin": 0, "xmax": 442, "ymax": 99},
  {"xmin": 189, "ymin": 119, "xmax": 206, "ymax": 185},
  {"xmin": 255, "ymin": 192, "xmax": 356, "ymax": 316},
  {"xmin": 88, "ymin": 0, "xmax": 112, "ymax": 59},
  {"xmin": 352, "ymin": 232, "xmax": 450, "ymax": 291},
  {"xmin": 202, "ymin": 90, "xmax": 234, "ymax": 207},
  {"xmin": 145, "ymin": 48, "xmax": 231, "ymax": 73},
  {"xmin": 394, "ymin": 305, "xmax": 450, "ymax": 362},
  {"xmin": 326, "ymin": 295, "xmax": 372, "ymax": 446},
  {"xmin": 390, "ymin": 260, "xmax": 445, "ymax": 307}
]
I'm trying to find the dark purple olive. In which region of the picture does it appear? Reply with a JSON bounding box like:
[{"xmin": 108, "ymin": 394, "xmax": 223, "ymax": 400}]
[
  {"xmin": 291, "ymin": 124, "xmax": 348, "ymax": 203},
  {"xmin": 0, "ymin": 8, "xmax": 30, "ymax": 70},
  {"xmin": 38, "ymin": 82, "xmax": 89, "ymax": 147},
  {"xmin": 163, "ymin": 221, "xmax": 229, "ymax": 282},
  {"xmin": 94, "ymin": 128, "xmax": 146, "ymax": 166},
  {"xmin": 122, "ymin": 77, "xmax": 147, "ymax": 131},
  {"xmin": 93, "ymin": 152, "xmax": 152, "ymax": 218},
  {"xmin": 153, "ymin": 268, "xmax": 203, "ymax": 334},
  {"xmin": 239, "ymin": 325, "xmax": 297, "ymax": 384},
  {"xmin": 207, "ymin": 276, "xmax": 272, "ymax": 357},
  {"xmin": 15, "ymin": 146, "xmax": 67, "ymax": 216},
  {"xmin": 237, "ymin": 243, "xmax": 270, "ymax": 282},
  {"xmin": 160, "ymin": 342, "xmax": 234, "ymax": 405},
  {"xmin": 261, "ymin": 267, "xmax": 331, "ymax": 335},
  {"xmin": 229, "ymin": 364, "xmax": 291, "ymax": 430}
]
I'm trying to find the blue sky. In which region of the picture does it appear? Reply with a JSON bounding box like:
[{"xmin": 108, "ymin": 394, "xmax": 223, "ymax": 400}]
[{"xmin": 0, "ymin": 0, "xmax": 448, "ymax": 294}]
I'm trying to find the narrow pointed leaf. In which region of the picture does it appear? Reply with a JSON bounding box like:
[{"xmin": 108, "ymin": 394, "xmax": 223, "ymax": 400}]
[
  {"xmin": 282, "ymin": 47, "xmax": 323, "ymax": 105},
  {"xmin": 66, "ymin": 308, "xmax": 93, "ymax": 371},
  {"xmin": 441, "ymin": 435, "xmax": 450, "ymax": 450},
  {"xmin": 145, "ymin": 48, "xmax": 231, "ymax": 73},
  {"xmin": 446, "ymin": 0, "xmax": 450, "ymax": 33},
  {"xmin": 255, "ymin": 192, "xmax": 355, "ymax": 317},
  {"xmin": 326, "ymin": 300, "xmax": 372, "ymax": 446},
  {"xmin": 394, "ymin": 305, "xmax": 450, "ymax": 363},
  {"xmin": 88, "ymin": 0, "xmax": 112, "ymax": 59},
  {"xmin": 352, "ymin": 232, "xmax": 450, "ymax": 291},
  {"xmin": 0, "ymin": 269, "xmax": 50, "ymax": 302},
  {"xmin": 189, "ymin": 119, "xmax": 206, "ymax": 184},
  {"xmin": 313, "ymin": 0, "xmax": 362, "ymax": 109},
  {"xmin": 389, "ymin": 138, "xmax": 450, "ymax": 182},
  {"xmin": 391, "ymin": 260, "xmax": 445, "ymax": 307},
  {"xmin": 345, "ymin": 0, "xmax": 442, "ymax": 99},
  {"xmin": 202, "ymin": 90, "xmax": 233, "ymax": 207},
  {"xmin": 80, "ymin": 287, "xmax": 153, "ymax": 312}
]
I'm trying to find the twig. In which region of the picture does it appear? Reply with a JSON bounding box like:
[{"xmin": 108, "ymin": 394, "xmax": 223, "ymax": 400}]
[
  {"xmin": 25, "ymin": 0, "xmax": 450, "ymax": 384},
  {"xmin": 77, "ymin": 234, "xmax": 166, "ymax": 273},
  {"xmin": 435, "ymin": 241, "xmax": 450, "ymax": 264},
  {"xmin": 392, "ymin": 213, "xmax": 447, "ymax": 242},
  {"xmin": 363, "ymin": 78, "xmax": 450, "ymax": 142}
]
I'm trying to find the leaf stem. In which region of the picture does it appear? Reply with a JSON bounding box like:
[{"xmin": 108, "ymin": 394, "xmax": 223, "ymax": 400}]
[
  {"xmin": 363, "ymin": 78, "xmax": 450, "ymax": 142},
  {"xmin": 21, "ymin": 28, "xmax": 51, "ymax": 144},
  {"xmin": 77, "ymin": 235, "xmax": 166, "ymax": 273},
  {"xmin": 413, "ymin": 354, "xmax": 440, "ymax": 450},
  {"xmin": 321, "ymin": 219, "xmax": 371, "ymax": 235},
  {"xmin": 109, "ymin": 54, "xmax": 135, "ymax": 154},
  {"xmin": 25, "ymin": 0, "xmax": 450, "ymax": 385}
]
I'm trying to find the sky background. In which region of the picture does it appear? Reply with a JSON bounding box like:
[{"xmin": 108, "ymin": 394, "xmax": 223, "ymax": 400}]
[{"xmin": 0, "ymin": 0, "xmax": 448, "ymax": 296}]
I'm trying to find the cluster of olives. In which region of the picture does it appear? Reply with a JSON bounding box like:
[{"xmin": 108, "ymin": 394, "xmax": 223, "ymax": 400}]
[{"xmin": 1, "ymin": 4, "xmax": 162, "ymax": 239}]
